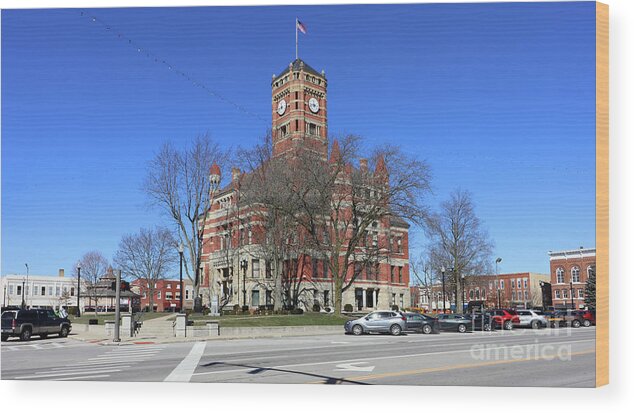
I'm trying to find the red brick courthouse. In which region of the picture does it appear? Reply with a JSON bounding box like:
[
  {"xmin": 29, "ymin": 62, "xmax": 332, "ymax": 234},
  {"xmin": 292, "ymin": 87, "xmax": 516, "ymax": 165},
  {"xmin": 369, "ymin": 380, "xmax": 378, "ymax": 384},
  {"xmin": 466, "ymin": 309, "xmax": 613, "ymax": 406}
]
[{"xmin": 198, "ymin": 59, "xmax": 411, "ymax": 312}]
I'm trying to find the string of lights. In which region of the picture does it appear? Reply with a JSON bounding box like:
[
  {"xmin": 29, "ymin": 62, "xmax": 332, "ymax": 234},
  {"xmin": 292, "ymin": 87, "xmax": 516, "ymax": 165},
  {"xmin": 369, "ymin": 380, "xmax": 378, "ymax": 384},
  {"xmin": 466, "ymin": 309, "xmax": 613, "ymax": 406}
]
[{"xmin": 79, "ymin": 10, "xmax": 268, "ymax": 124}]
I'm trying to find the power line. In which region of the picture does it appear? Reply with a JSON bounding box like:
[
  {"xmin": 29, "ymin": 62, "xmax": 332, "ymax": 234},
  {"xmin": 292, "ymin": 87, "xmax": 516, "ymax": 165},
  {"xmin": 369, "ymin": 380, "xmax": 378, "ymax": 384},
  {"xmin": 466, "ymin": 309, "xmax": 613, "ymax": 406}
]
[{"xmin": 79, "ymin": 10, "xmax": 268, "ymax": 125}]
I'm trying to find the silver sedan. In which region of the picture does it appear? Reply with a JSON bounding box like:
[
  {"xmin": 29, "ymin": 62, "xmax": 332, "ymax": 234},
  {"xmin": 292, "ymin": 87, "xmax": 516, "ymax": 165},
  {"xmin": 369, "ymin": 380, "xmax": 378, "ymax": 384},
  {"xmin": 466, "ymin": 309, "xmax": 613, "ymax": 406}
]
[{"xmin": 344, "ymin": 311, "xmax": 407, "ymax": 336}]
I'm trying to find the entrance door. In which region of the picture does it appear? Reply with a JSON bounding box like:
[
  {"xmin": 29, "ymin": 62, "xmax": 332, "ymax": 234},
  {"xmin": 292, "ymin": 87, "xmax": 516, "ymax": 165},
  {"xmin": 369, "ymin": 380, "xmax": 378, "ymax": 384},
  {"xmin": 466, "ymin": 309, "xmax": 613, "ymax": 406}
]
[{"xmin": 251, "ymin": 290, "xmax": 260, "ymax": 307}]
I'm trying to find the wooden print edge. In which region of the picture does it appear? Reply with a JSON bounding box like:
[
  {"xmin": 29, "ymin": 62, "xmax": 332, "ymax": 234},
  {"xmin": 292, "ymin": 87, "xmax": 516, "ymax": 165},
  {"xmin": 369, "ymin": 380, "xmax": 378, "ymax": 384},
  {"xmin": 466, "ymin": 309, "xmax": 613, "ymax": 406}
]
[{"xmin": 595, "ymin": 0, "xmax": 609, "ymax": 388}]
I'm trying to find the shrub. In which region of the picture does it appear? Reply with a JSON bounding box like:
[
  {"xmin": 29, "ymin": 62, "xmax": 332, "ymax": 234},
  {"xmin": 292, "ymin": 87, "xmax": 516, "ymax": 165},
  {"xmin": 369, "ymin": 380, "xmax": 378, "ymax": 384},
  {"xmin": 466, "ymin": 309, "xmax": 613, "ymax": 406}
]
[
  {"xmin": 67, "ymin": 306, "xmax": 78, "ymax": 316},
  {"xmin": 312, "ymin": 303, "xmax": 321, "ymax": 312},
  {"xmin": 344, "ymin": 304, "xmax": 353, "ymax": 312},
  {"xmin": 391, "ymin": 305, "xmax": 400, "ymax": 311},
  {"xmin": 324, "ymin": 307, "xmax": 331, "ymax": 313},
  {"xmin": 290, "ymin": 308, "xmax": 304, "ymax": 315},
  {"xmin": 202, "ymin": 308, "xmax": 211, "ymax": 316},
  {"xmin": 241, "ymin": 305, "xmax": 249, "ymax": 313},
  {"xmin": 233, "ymin": 304, "xmax": 240, "ymax": 312}
]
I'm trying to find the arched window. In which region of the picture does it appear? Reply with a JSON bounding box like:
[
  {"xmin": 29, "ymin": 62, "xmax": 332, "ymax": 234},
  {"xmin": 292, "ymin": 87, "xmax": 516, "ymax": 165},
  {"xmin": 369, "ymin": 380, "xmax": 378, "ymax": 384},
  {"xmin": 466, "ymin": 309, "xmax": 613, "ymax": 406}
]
[
  {"xmin": 556, "ymin": 268, "xmax": 565, "ymax": 283},
  {"xmin": 469, "ymin": 290, "xmax": 474, "ymax": 300},
  {"xmin": 571, "ymin": 267, "xmax": 580, "ymax": 283},
  {"xmin": 475, "ymin": 289, "xmax": 480, "ymax": 300},
  {"xmin": 587, "ymin": 265, "xmax": 595, "ymax": 279}
]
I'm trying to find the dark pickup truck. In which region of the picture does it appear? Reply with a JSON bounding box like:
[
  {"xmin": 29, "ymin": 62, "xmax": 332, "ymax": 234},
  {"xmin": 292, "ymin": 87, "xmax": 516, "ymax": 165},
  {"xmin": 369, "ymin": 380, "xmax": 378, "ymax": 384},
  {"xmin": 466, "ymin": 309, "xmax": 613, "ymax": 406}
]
[{"xmin": 1, "ymin": 309, "xmax": 72, "ymax": 342}]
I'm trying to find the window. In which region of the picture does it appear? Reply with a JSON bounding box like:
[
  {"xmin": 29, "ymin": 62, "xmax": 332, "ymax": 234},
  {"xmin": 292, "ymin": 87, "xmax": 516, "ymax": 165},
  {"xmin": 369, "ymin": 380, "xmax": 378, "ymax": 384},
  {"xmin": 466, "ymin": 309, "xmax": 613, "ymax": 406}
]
[
  {"xmin": 324, "ymin": 290, "xmax": 330, "ymax": 307},
  {"xmin": 312, "ymin": 258, "xmax": 319, "ymax": 278},
  {"xmin": 482, "ymin": 289, "xmax": 486, "ymax": 299},
  {"xmin": 390, "ymin": 266, "xmax": 395, "ymax": 283},
  {"xmin": 166, "ymin": 292, "xmax": 173, "ymax": 299},
  {"xmin": 251, "ymin": 290, "xmax": 260, "ymax": 307},
  {"xmin": 511, "ymin": 279, "xmax": 515, "ymax": 289},
  {"xmin": 323, "ymin": 261, "xmax": 329, "ymax": 279},
  {"xmin": 556, "ymin": 268, "xmax": 565, "ymax": 283},
  {"xmin": 571, "ymin": 267, "xmax": 580, "ymax": 283},
  {"xmin": 524, "ymin": 291, "xmax": 529, "ymax": 300},
  {"xmin": 562, "ymin": 289, "xmax": 568, "ymax": 299},
  {"xmin": 512, "ymin": 292, "xmax": 516, "ymax": 301},
  {"xmin": 185, "ymin": 289, "xmax": 190, "ymax": 300},
  {"xmin": 500, "ymin": 280, "xmax": 505, "ymax": 289},
  {"xmin": 16, "ymin": 285, "xmax": 21, "ymax": 296},
  {"xmin": 469, "ymin": 290, "xmax": 475, "ymax": 300},
  {"xmin": 167, "ymin": 284, "xmax": 171, "ymax": 289},
  {"xmin": 523, "ymin": 279, "xmax": 528, "ymax": 289},
  {"xmin": 265, "ymin": 261, "xmax": 272, "ymax": 279},
  {"xmin": 177, "ymin": 284, "xmax": 181, "ymax": 290},
  {"xmin": 399, "ymin": 294, "xmax": 404, "ymax": 308},
  {"xmin": 157, "ymin": 291, "xmax": 161, "ymax": 299},
  {"xmin": 33, "ymin": 285, "xmax": 38, "ymax": 296},
  {"xmin": 391, "ymin": 293, "xmax": 396, "ymax": 306},
  {"xmin": 398, "ymin": 267, "xmax": 403, "ymax": 284},
  {"xmin": 55, "ymin": 286, "xmax": 60, "ymax": 296},
  {"xmin": 397, "ymin": 237, "xmax": 403, "ymax": 253},
  {"xmin": 578, "ymin": 289, "xmax": 584, "ymax": 298},
  {"xmin": 9, "ymin": 285, "xmax": 14, "ymax": 295},
  {"xmin": 70, "ymin": 287, "xmax": 75, "ymax": 297},
  {"xmin": 252, "ymin": 259, "xmax": 260, "ymax": 278}
]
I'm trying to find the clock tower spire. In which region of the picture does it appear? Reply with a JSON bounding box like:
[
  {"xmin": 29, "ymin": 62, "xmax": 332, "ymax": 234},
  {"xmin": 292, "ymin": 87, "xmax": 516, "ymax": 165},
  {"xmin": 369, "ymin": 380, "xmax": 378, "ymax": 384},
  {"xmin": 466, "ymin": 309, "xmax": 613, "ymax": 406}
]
[{"xmin": 271, "ymin": 59, "xmax": 327, "ymax": 159}]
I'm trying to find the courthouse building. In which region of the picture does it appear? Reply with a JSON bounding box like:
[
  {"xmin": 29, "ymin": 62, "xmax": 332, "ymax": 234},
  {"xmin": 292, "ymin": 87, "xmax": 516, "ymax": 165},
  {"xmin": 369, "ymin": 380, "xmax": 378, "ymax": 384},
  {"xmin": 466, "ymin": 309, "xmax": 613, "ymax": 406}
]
[{"xmin": 199, "ymin": 59, "xmax": 411, "ymax": 312}]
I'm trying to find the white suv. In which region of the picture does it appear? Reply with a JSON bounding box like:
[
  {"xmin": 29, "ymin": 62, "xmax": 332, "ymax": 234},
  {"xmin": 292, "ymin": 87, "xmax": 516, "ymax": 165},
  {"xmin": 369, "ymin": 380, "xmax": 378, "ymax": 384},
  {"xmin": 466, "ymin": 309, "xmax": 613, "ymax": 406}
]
[{"xmin": 516, "ymin": 309, "xmax": 548, "ymax": 329}]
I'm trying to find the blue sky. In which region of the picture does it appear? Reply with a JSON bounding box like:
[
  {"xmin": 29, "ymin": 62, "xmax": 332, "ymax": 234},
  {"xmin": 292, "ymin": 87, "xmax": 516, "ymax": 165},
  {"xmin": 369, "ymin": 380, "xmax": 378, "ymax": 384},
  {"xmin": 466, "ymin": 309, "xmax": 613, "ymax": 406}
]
[{"xmin": 2, "ymin": 2, "xmax": 596, "ymax": 277}]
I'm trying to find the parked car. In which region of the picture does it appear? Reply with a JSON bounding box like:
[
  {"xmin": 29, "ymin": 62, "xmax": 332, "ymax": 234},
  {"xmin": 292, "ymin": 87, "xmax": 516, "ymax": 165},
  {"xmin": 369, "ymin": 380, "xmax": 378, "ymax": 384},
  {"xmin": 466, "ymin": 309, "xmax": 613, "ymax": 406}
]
[
  {"xmin": 403, "ymin": 312, "xmax": 440, "ymax": 334},
  {"xmin": 1, "ymin": 309, "xmax": 72, "ymax": 341},
  {"xmin": 489, "ymin": 309, "xmax": 521, "ymax": 330},
  {"xmin": 546, "ymin": 310, "xmax": 585, "ymax": 328},
  {"xmin": 573, "ymin": 310, "xmax": 596, "ymax": 327},
  {"xmin": 435, "ymin": 314, "xmax": 472, "ymax": 333},
  {"xmin": 344, "ymin": 311, "xmax": 407, "ymax": 336},
  {"xmin": 516, "ymin": 309, "xmax": 548, "ymax": 329},
  {"xmin": 467, "ymin": 312, "xmax": 493, "ymax": 331}
]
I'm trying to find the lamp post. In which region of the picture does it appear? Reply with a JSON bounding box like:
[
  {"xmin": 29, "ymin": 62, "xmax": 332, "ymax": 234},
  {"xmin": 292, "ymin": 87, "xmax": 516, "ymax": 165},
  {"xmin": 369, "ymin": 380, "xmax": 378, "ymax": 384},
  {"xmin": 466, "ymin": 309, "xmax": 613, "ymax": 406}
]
[
  {"xmin": 76, "ymin": 264, "xmax": 81, "ymax": 317},
  {"xmin": 495, "ymin": 257, "xmax": 502, "ymax": 308},
  {"xmin": 461, "ymin": 273, "xmax": 466, "ymax": 313},
  {"xmin": 441, "ymin": 266, "xmax": 446, "ymax": 313},
  {"xmin": 25, "ymin": 263, "xmax": 29, "ymax": 308},
  {"xmin": 240, "ymin": 259, "xmax": 248, "ymax": 308},
  {"xmin": 570, "ymin": 280, "xmax": 575, "ymax": 310},
  {"xmin": 178, "ymin": 242, "xmax": 184, "ymax": 312}
]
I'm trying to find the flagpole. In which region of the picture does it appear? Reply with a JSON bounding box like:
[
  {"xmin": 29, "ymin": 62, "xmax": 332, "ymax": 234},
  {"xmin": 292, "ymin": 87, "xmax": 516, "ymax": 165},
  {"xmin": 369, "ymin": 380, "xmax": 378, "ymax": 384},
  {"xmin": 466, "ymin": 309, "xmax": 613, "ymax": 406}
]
[{"xmin": 295, "ymin": 17, "xmax": 298, "ymax": 60}]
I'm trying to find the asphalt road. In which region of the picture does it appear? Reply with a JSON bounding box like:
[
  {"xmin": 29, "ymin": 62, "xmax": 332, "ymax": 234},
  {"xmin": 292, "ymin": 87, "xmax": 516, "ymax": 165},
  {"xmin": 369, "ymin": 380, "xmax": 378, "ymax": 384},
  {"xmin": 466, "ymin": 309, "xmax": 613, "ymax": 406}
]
[{"xmin": 1, "ymin": 327, "xmax": 596, "ymax": 387}]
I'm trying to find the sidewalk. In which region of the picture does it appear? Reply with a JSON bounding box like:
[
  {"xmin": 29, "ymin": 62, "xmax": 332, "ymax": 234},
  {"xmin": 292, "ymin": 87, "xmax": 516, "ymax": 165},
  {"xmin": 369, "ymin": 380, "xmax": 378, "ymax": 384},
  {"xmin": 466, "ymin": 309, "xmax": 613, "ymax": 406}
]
[{"xmin": 69, "ymin": 315, "xmax": 343, "ymax": 345}]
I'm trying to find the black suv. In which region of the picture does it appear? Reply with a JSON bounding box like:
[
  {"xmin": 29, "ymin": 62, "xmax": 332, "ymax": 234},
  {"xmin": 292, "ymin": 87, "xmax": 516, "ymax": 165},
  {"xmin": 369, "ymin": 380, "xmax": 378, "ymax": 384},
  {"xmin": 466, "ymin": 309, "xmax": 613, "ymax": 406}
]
[{"xmin": 1, "ymin": 309, "xmax": 72, "ymax": 341}]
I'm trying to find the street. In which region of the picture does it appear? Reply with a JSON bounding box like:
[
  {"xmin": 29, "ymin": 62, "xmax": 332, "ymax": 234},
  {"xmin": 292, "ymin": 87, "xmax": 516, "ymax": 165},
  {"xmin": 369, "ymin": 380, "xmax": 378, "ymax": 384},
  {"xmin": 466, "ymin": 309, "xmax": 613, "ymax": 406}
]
[{"xmin": 1, "ymin": 327, "xmax": 595, "ymax": 386}]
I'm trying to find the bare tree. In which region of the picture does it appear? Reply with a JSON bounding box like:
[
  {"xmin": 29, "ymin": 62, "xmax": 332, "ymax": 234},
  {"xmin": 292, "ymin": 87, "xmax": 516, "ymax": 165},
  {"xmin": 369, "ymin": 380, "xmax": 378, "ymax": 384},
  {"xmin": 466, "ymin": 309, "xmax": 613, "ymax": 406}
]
[
  {"xmin": 291, "ymin": 136, "xmax": 432, "ymax": 315},
  {"xmin": 75, "ymin": 251, "xmax": 110, "ymax": 316},
  {"xmin": 426, "ymin": 189, "xmax": 494, "ymax": 314},
  {"xmin": 143, "ymin": 134, "xmax": 226, "ymax": 305},
  {"xmin": 113, "ymin": 227, "xmax": 177, "ymax": 312},
  {"xmin": 410, "ymin": 254, "xmax": 436, "ymax": 310},
  {"xmin": 238, "ymin": 133, "xmax": 310, "ymax": 310}
]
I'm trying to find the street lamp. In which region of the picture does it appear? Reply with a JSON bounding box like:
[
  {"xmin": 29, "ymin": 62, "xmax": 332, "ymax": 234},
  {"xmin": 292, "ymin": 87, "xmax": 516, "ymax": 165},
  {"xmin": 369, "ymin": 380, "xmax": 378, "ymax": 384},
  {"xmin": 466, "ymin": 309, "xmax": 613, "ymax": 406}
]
[
  {"xmin": 178, "ymin": 242, "xmax": 184, "ymax": 312},
  {"xmin": 570, "ymin": 280, "xmax": 575, "ymax": 311},
  {"xmin": 240, "ymin": 259, "xmax": 248, "ymax": 308},
  {"xmin": 440, "ymin": 266, "xmax": 446, "ymax": 314},
  {"xmin": 495, "ymin": 257, "xmax": 502, "ymax": 308},
  {"xmin": 76, "ymin": 264, "xmax": 81, "ymax": 317},
  {"xmin": 22, "ymin": 263, "xmax": 29, "ymax": 309}
]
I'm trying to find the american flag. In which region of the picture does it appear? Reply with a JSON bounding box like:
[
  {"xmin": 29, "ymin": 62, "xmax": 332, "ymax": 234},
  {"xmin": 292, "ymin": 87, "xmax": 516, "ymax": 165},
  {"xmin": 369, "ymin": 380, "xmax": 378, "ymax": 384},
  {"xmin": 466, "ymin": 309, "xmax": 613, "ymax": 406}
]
[{"xmin": 297, "ymin": 20, "xmax": 307, "ymax": 34}]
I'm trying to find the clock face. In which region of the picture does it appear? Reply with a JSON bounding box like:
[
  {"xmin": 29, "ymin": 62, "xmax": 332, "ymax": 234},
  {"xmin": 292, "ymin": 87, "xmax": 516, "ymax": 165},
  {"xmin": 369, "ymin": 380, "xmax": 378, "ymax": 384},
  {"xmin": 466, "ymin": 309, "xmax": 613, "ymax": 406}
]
[
  {"xmin": 308, "ymin": 97, "xmax": 320, "ymax": 113},
  {"xmin": 277, "ymin": 99, "xmax": 287, "ymax": 115}
]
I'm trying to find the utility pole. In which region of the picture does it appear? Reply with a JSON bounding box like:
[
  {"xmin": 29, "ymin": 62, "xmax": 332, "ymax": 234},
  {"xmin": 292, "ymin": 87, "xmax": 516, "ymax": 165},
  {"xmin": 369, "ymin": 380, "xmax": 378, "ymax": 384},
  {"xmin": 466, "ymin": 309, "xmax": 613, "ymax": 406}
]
[
  {"xmin": 114, "ymin": 269, "xmax": 121, "ymax": 343},
  {"xmin": 76, "ymin": 265, "xmax": 82, "ymax": 317}
]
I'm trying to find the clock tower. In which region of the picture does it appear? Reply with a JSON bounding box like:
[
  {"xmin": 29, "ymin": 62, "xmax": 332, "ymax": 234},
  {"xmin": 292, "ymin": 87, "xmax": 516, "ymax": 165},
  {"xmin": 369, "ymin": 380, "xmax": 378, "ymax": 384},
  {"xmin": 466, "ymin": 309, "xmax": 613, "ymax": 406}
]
[{"xmin": 271, "ymin": 59, "xmax": 328, "ymax": 159}]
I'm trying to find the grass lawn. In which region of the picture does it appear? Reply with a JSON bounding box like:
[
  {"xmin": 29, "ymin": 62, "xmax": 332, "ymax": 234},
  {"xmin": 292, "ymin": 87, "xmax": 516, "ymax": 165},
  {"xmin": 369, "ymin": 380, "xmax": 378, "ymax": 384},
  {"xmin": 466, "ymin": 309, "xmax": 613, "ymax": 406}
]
[
  {"xmin": 69, "ymin": 312, "xmax": 169, "ymax": 325},
  {"xmin": 172, "ymin": 313, "xmax": 354, "ymax": 327}
]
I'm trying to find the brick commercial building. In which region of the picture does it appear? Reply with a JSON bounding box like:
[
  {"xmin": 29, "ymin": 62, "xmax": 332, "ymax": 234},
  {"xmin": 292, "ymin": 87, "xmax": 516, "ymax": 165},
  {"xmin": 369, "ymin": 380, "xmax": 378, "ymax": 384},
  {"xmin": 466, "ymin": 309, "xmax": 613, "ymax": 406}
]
[
  {"xmin": 131, "ymin": 278, "xmax": 194, "ymax": 312},
  {"xmin": 548, "ymin": 247, "xmax": 596, "ymax": 310},
  {"xmin": 410, "ymin": 272, "xmax": 550, "ymax": 312},
  {"xmin": 199, "ymin": 59, "xmax": 411, "ymax": 312}
]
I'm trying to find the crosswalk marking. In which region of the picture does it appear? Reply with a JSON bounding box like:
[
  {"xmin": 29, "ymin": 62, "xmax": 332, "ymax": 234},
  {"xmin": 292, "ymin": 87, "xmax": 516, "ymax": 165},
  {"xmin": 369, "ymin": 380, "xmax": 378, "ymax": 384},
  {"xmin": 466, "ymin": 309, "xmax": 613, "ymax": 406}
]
[
  {"xmin": 8, "ymin": 342, "xmax": 167, "ymax": 381},
  {"xmin": 52, "ymin": 374, "xmax": 111, "ymax": 381}
]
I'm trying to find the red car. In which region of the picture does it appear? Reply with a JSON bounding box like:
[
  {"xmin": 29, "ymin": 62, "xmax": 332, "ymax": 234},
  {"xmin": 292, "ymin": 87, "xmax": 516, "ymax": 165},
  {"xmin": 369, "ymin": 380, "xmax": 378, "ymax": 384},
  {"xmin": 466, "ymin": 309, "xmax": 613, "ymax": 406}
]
[
  {"xmin": 573, "ymin": 310, "xmax": 596, "ymax": 327},
  {"xmin": 488, "ymin": 309, "xmax": 521, "ymax": 330}
]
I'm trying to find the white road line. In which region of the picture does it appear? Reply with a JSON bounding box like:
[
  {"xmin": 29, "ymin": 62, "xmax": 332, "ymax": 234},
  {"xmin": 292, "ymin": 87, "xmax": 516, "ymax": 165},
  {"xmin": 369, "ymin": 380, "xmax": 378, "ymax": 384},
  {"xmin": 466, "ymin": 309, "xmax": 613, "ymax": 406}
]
[
  {"xmin": 102, "ymin": 350, "xmax": 161, "ymax": 355},
  {"xmin": 15, "ymin": 368, "xmax": 122, "ymax": 379},
  {"xmin": 192, "ymin": 338, "xmax": 595, "ymax": 377},
  {"xmin": 52, "ymin": 374, "xmax": 111, "ymax": 381},
  {"xmin": 95, "ymin": 354, "xmax": 158, "ymax": 359},
  {"xmin": 48, "ymin": 365, "xmax": 131, "ymax": 373},
  {"xmin": 164, "ymin": 341, "xmax": 206, "ymax": 382},
  {"xmin": 51, "ymin": 363, "xmax": 131, "ymax": 370}
]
